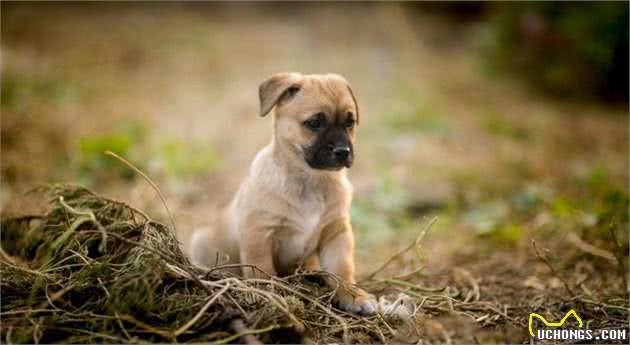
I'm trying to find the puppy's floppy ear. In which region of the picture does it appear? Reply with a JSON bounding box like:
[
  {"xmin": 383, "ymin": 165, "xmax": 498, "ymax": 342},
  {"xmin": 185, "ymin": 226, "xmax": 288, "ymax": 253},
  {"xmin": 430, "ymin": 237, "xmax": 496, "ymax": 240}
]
[
  {"xmin": 258, "ymin": 72, "xmax": 303, "ymax": 117},
  {"xmin": 345, "ymin": 84, "xmax": 360, "ymax": 125}
]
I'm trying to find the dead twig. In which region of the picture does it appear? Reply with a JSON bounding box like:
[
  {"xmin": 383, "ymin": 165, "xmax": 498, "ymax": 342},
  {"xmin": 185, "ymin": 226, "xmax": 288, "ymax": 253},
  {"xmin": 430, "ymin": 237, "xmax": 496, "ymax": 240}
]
[
  {"xmin": 532, "ymin": 240, "xmax": 575, "ymax": 298},
  {"xmin": 608, "ymin": 222, "xmax": 629, "ymax": 294},
  {"xmin": 174, "ymin": 283, "xmax": 231, "ymax": 337},
  {"xmin": 362, "ymin": 217, "xmax": 437, "ymax": 282},
  {"xmin": 105, "ymin": 150, "xmax": 177, "ymax": 232},
  {"xmin": 567, "ymin": 232, "xmax": 616, "ymax": 264}
]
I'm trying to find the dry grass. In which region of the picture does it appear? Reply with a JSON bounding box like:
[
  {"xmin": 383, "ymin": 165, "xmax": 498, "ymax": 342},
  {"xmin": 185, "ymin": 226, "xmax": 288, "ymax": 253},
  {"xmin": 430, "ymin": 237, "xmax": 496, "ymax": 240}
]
[
  {"xmin": 0, "ymin": 185, "xmax": 507, "ymax": 344},
  {"xmin": 2, "ymin": 185, "xmax": 626, "ymax": 344}
]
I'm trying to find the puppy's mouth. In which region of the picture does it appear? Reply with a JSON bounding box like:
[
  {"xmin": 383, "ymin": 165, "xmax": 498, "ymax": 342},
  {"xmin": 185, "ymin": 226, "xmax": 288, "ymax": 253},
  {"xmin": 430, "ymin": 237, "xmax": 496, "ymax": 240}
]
[{"xmin": 310, "ymin": 162, "xmax": 348, "ymax": 171}]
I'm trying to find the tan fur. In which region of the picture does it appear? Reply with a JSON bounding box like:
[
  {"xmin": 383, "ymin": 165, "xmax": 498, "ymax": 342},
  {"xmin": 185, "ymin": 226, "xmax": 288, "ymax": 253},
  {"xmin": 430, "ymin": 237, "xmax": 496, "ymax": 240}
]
[{"xmin": 188, "ymin": 72, "xmax": 376, "ymax": 314}]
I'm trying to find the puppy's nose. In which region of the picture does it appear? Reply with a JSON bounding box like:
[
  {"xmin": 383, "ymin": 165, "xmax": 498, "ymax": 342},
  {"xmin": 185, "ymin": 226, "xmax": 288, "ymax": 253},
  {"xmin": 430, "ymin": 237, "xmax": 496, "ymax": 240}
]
[{"xmin": 333, "ymin": 146, "xmax": 350, "ymax": 161}]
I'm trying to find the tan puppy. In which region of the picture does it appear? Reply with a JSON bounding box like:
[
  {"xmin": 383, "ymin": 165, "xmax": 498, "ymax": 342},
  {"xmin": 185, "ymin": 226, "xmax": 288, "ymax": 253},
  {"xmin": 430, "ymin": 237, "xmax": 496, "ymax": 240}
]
[{"xmin": 188, "ymin": 72, "xmax": 377, "ymax": 314}]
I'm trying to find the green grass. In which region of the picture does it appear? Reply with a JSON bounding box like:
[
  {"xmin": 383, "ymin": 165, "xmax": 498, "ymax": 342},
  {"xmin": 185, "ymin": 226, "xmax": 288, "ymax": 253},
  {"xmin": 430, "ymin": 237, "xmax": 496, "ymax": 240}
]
[
  {"xmin": 384, "ymin": 101, "xmax": 450, "ymax": 134},
  {"xmin": 156, "ymin": 138, "xmax": 221, "ymax": 178}
]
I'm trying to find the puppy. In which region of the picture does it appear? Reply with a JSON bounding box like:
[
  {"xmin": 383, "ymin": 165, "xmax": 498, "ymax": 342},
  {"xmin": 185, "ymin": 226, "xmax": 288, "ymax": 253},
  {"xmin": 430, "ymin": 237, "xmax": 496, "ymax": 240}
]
[{"xmin": 188, "ymin": 72, "xmax": 377, "ymax": 314}]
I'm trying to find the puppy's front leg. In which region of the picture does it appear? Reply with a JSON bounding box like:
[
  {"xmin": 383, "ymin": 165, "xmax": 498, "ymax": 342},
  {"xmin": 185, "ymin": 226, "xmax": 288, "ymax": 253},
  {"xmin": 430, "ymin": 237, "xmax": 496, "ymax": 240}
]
[
  {"xmin": 319, "ymin": 220, "xmax": 377, "ymax": 315},
  {"xmin": 240, "ymin": 230, "xmax": 277, "ymax": 278},
  {"xmin": 300, "ymin": 252, "xmax": 321, "ymax": 271}
]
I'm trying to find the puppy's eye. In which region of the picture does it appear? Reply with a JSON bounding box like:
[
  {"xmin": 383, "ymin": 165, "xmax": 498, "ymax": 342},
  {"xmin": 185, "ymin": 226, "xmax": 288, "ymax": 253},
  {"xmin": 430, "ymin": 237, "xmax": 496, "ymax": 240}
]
[
  {"xmin": 346, "ymin": 117, "xmax": 355, "ymax": 129},
  {"xmin": 304, "ymin": 113, "xmax": 325, "ymax": 130},
  {"xmin": 305, "ymin": 119, "xmax": 321, "ymax": 129}
]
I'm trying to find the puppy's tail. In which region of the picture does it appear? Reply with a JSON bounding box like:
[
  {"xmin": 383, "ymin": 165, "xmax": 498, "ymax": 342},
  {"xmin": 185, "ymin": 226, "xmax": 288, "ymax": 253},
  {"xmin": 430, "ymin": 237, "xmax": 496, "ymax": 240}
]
[
  {"xmin": 186, "ymin": 227, "xmax": 236, "ymax": 272},
  {"xmin": 186, "ymin": 228, "xmax": 214, "ymax": 269}
]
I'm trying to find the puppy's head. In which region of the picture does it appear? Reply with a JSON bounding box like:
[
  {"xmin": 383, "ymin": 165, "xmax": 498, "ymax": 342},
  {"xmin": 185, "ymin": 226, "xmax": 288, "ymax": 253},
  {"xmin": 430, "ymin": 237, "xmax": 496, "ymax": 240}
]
[{"xmin": 259, "ymin": 72, "xmax": 359, "ymax": 171}]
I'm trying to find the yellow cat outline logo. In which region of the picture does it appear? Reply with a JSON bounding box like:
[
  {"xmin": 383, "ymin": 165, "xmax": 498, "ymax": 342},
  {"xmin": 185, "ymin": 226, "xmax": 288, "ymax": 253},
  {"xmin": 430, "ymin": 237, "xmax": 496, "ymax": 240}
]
[{"xmin": 528, "ymin": 309, "xmax": 583, "ymax": 337}]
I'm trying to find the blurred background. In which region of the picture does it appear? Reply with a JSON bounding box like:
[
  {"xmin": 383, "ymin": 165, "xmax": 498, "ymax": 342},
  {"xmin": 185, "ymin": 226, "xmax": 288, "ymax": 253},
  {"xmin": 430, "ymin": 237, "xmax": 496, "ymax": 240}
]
[{"xmin": 1, "ymin": 3, "xmax": 628, "ymax": 337}]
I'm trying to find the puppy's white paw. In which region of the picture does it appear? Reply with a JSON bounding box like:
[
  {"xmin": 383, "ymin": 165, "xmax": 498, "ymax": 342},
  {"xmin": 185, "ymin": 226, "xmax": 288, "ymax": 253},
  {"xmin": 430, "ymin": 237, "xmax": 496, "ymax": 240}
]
[
  {"xmin": 336, "ymin": 289, "xmax": 379, "ymax": 315},
  {"xmin": 378, "ymin": 293, "xmax": 416, "ymax": 320}
]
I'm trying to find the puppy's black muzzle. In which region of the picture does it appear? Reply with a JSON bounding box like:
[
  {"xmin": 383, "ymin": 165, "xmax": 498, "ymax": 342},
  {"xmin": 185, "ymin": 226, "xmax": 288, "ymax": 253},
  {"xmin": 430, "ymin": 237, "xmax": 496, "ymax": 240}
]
[
  {"xmin": 332, "ymin": 146, "xmax": 352, "ymax": 167},
  {"xmin": 305, "ymin": 127, "xmax": 354, "ymax": 170}
]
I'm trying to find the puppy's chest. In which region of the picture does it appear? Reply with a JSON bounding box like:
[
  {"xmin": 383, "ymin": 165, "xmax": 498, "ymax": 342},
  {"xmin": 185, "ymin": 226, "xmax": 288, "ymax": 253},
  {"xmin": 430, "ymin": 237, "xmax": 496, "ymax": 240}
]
[
  {"xmin": 274, "ymin": 193, "xmax": 330, "ymax": 263},
  {"xmin": 299, "ymin": 193, "xmax": 325, "ymax": 235}
]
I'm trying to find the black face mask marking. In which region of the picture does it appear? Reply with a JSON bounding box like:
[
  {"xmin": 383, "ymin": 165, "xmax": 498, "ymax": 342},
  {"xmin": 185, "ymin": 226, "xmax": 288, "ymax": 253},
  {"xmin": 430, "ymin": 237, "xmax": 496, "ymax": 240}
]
[{"xmin": 303, "ymin": 117, "xmax": 353, "ymax": 170}]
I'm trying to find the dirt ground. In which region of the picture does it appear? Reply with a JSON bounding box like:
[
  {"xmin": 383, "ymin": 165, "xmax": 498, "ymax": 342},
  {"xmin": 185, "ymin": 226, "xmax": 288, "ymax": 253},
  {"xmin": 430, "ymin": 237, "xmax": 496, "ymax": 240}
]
[{"xmin": 2, "ymin": 3, "xmax": 628, "ymax": 344}]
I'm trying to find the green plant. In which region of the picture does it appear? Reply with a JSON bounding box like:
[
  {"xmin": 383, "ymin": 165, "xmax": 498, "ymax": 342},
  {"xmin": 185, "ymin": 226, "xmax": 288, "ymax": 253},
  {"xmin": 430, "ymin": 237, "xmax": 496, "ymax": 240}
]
[{"xmin": 486, "ymin": 2, "xmax": 628, "ymax": 101}]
